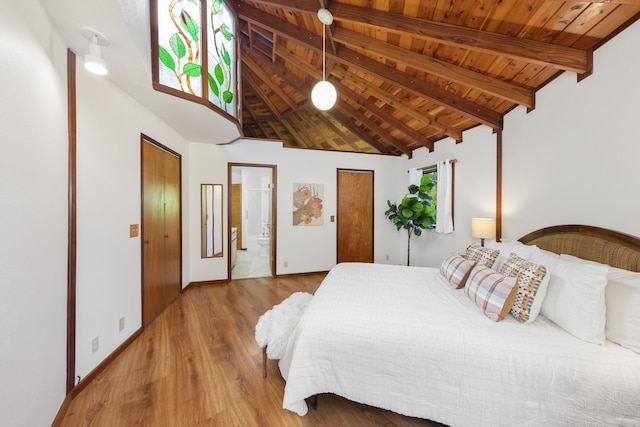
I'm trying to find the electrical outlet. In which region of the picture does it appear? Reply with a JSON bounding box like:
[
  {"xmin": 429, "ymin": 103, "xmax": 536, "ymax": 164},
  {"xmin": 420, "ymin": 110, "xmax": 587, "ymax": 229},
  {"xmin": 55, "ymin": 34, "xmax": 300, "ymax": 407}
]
[
  {"xmin": 129, "ymin": 224, "xmax": 139, "ymax": 238},
  {"xmin": 385, "ymin": 254, "xmax": 390, "ymax": 261},
  {"xmin": 119, "ymin": 316, "xmax": 125, "ymax": 331},
  {"xmin": 284, "ymin": 261, "xmax": 288, "ymax": 268},
  {"xmin": 91, "ymin": 336, "xmax": 99, "ymax": 354}
]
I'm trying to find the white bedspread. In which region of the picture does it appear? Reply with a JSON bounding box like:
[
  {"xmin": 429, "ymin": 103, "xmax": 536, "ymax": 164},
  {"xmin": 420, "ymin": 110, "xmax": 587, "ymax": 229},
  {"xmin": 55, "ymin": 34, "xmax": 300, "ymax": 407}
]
[{"xmin": 278, "ymin": 262, "xmax": 640, "ymax": 426}]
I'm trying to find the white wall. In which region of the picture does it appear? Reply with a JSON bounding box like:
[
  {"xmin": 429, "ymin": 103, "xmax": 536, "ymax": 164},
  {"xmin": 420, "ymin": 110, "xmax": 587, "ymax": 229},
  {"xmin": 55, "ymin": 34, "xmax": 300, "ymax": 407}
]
[
  {"xmin": 501, "ymin": 21, "xmax": 640, "ymax": 240},
  {"xmin": 0, "ymin": 1, "xmax": 69, "ymax": 425},
  {"xmin": 74, "ymin": 61, "xmax": 190, "ymax": 379},
  {"xmin": 188, "ymin": 140, "xmax": 406, "ymax": 281}
]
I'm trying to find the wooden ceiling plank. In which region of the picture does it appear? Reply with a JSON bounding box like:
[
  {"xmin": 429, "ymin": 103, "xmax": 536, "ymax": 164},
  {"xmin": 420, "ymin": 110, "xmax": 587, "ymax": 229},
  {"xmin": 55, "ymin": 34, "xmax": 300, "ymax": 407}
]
[
  {"xmin": 261, "ymin": 120, "xmax": 290, "ymax": 144},
  {"xmin": 314, "ymin": 114, "xmax": 363, "ymax": 152},
  {"xmin": 334, "ymin": 27, "xmax": 535, "ymax": 108},
  {"xmin": 329, "ymin": 108, "xmax": 392, "ymax": 154},
  {"xmin": 298, "ymin": 110, "xmax": 345, "ymax": 151},
  {"xmin": 242, "ymin": 54, "xmax": 299, "ymax": 110},
  {"xmin": 243, "ymin": 72, "xmax": 283, "ymax": 119},
  {"xmin": 288, "ymin": 113, "xmax": 325, "ymax": 150},
  {"xmin": 336, "ymin": 99, "xmax": 412, "ymax": 156},
  {"xmin": 238, "ymin": 2, "xmax": 502, "ymax": 129},
  {"xmin": 331, "ymin": 3, "xmax": 590, "ymax": 74},
  {"xmin": 336, "ymin": 47, "xmax": 502, "ymax": 129},
  {"xmin": 331, "ymin": 67, "xmax": 462, "ymax": 142},
  {"xmin": 342, "ymin": 88, "xmax": 436, "ymax": 152},
  {"xmin": 280, "ymin": 119, "xmax": 311, "ymax": 148}
]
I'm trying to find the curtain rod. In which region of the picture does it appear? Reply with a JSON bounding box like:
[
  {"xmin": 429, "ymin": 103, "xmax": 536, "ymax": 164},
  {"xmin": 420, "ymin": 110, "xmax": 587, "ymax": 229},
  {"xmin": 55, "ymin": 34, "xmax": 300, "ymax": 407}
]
[{"xmin": 408, "ymin": 158, "xmax": 457, "ymax": 172}]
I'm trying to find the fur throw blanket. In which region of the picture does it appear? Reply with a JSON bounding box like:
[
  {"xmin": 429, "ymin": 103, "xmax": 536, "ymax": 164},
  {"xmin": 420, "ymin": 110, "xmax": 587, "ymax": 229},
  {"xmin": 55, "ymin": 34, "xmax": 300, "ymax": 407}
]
[{"xmin": 255, "ymin": 292, "xmax": 313, "ymax": 360}]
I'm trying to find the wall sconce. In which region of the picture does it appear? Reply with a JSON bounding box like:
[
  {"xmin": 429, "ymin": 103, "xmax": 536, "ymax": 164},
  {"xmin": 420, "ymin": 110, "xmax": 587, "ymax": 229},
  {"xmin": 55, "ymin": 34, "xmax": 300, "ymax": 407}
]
[
  {"xmin": 81, "ymin": 27, "xmax": 110, "ymax": 76},
  {"xmin": 311, "ymin": 8, "xmax": 337, "ymax": 111},
  {"xmin": 471, "ymin": 218, "xmax": 496, "ymax": 247}
]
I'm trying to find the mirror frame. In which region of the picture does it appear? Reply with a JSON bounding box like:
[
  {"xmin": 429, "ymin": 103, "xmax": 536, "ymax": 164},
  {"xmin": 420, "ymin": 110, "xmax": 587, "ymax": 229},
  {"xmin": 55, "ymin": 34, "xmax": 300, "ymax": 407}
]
[{"xmin": 201, "ymin": 184, "xmax": 224, "ymax": 258}]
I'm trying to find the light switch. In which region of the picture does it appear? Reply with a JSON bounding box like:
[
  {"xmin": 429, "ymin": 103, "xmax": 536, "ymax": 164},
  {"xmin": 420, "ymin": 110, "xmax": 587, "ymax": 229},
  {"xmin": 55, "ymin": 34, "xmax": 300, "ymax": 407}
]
[
  {"xmin": 129, "ymin": 224, "xmax": 139, "ymax": 238},
  {"xmin": 330, "ymin": 215, "xmax": 335, "ymax": 222}
]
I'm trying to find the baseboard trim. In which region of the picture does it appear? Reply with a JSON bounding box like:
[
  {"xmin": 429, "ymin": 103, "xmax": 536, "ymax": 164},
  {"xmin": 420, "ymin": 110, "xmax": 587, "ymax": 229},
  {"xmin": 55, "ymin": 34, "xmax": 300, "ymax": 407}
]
[{"xmin": 275, "ymin": 270, "xmax": 330, "ymax": 278}]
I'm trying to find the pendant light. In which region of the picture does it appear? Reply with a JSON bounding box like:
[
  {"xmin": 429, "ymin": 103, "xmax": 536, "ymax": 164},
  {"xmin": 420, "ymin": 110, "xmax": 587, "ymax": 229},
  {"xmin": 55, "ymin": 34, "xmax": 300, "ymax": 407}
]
[{"xmin": 311, "ymin": 8, "xmax": 337, "ymax": 111}]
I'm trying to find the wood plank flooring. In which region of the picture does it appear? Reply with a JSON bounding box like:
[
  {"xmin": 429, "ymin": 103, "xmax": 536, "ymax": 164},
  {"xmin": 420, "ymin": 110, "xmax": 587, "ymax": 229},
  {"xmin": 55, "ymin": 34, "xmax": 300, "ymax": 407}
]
[{"xmin": 59, "ymin": 274, "xmax": 443, "ymax": 426}]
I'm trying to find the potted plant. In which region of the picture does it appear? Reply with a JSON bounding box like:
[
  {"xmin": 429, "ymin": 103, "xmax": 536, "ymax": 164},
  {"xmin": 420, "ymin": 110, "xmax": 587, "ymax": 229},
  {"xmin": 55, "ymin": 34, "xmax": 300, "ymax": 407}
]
[{"xmin": 384, "ymin": 174, "xmax": 436, "ymax": 266}]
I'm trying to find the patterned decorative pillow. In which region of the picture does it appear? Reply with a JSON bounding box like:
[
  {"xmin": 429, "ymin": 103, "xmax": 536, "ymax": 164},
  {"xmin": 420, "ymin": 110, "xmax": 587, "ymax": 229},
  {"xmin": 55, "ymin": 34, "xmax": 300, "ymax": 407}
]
[
  {"xmin": 500, "ymin": 253, "xmax": 550, "ymax": 323},
  {"xmin": 465, "ymin": 264, "xmax": 519, "ymax": 322},
  {"xmin": 464, "ymin": 244, "xmax": 500, "ymax": 268},
  {"xmin": 440, "ymin": 252, "xmax": 476, "ymax": 289}
]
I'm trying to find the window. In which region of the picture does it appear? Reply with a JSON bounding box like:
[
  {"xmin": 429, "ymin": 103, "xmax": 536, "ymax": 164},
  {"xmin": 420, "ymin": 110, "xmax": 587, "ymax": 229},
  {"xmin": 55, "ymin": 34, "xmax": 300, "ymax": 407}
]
[
  {"xmin": 421, "ymin": 166, "xmax": 438, "ymax": 220},
  {"xmin": 152, "ymin": 0, "xmax": 239, "ymax": 119}
]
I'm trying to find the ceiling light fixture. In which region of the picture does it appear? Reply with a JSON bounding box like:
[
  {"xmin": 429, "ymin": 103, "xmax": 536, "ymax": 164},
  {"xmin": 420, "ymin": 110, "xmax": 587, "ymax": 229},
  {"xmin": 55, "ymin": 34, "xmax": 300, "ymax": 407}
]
[
  {"xmin": 311, "ymin": 8, "xmax": 337, "ymax": 111},
  {"xmin": 81, "ymin": 27, "xmax": 110, "ymax": 76}
]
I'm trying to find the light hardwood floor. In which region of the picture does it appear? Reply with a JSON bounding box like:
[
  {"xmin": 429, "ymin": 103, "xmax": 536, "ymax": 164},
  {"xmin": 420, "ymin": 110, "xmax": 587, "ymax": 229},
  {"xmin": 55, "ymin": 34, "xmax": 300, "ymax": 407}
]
[{"xmin": 59, "ymin": 274, "xmax": 443, "ymax": 426}]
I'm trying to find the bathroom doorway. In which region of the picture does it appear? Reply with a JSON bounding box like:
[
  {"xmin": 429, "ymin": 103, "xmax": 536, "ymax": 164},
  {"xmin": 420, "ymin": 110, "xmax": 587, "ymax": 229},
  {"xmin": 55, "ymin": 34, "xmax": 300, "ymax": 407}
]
[{"xmin": 228, "ymin": 163, "xmax": 276, "ymax": 280}]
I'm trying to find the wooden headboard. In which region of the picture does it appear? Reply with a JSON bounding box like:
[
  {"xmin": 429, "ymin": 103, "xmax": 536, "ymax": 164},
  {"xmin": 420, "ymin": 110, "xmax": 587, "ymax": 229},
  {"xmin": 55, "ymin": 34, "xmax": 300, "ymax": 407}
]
[{"xmin": 518, "ymin": 225, "xmax": 640, "ymax": 272}]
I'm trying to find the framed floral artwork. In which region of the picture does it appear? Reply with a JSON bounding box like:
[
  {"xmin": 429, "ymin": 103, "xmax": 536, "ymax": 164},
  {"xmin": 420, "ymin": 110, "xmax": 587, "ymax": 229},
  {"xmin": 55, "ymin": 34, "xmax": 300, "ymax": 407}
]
[{"xmin": 293, "ymin": 183, "xmax": 323, "ymax": 226}]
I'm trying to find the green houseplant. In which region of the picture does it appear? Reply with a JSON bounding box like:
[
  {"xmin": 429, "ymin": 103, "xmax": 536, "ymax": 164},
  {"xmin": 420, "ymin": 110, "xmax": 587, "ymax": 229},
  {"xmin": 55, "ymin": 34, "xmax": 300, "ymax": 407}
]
[{"xmin": 384, "ymin": 175, "xmax": 436, "ymax": 266}]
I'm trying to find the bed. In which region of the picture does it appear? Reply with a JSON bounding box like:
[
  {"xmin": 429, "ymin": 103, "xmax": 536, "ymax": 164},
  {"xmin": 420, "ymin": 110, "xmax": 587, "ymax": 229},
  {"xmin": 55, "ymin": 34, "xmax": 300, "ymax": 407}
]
[{"xmin": 277, "ymin": 225, "xmax": 640, "ymax": 426}]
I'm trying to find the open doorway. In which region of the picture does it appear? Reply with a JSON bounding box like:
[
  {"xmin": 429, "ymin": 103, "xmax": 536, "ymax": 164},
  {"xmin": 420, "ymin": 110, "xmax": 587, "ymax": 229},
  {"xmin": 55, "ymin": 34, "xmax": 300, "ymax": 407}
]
[{"xmin": 228, "ymin": 163, "xmax": 277, "ymax": 279}]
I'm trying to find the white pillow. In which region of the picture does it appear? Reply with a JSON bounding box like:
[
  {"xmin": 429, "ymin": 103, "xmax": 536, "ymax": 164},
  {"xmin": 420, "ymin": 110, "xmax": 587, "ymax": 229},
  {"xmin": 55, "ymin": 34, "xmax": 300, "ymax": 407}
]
[
  {"xmin": 605, "ymin": 267, "xmax": 640, "ymax": 353},
  {"xmin": 485, "ymin": 239, "xmax": 538, "ymax": 272},
  {"xmin": 536, "ymin": 253, "xmax": 608, "ymax": 344},
  {"xmin": 560, "ymin": 254, "xmax": 640, "ymax": 353}
]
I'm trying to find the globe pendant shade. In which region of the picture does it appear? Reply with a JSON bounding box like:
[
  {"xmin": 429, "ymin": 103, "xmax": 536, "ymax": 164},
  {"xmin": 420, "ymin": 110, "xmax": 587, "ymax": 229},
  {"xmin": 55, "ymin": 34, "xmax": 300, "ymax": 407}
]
[{"xmin": 311, "ymin": 80, "xmax": 337, "ymax": 111}]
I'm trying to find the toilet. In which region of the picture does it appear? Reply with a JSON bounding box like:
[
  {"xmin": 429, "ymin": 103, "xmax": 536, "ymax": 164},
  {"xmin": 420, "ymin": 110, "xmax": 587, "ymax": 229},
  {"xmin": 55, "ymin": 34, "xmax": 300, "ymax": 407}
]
[{"xmin": 257, "ymin": 236, "xmax": 270, "ymax": 257}]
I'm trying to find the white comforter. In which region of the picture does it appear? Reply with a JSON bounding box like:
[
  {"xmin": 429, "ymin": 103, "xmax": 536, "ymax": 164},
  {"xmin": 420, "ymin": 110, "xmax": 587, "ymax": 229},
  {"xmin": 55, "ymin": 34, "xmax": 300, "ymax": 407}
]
[{"xmin": 278, "ymin": 262, "xmax": 640, "ymax": 426}]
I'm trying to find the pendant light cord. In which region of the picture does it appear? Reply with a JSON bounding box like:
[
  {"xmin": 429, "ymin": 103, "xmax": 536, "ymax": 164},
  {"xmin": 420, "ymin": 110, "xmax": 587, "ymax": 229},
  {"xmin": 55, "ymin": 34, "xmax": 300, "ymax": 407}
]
[{"xmin": 322, "ymin": 23, "xmax": 326, "ymax": 81}]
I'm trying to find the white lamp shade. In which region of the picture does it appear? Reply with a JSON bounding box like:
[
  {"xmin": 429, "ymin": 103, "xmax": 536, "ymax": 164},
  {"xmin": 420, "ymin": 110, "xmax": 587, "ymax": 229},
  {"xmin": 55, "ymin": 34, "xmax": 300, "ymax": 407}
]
[
  {"xmin": 84, "ymin": 53, "xmax": 107, "ymax": 75},
  {"xmin": 311, "ymin": 80, "xmax": 337, "ymax": 111},
  {"xmin": 84, "ymin": 42, "xmax": 107, "ymax": 75},
  {"xmin": 471, "ymin": 218, "xmax": 496, "ymax": 239}
]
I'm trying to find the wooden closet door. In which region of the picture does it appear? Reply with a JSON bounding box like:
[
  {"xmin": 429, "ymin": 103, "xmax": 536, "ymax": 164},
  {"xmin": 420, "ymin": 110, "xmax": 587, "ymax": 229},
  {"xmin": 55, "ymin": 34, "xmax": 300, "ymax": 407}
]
[
  {"xmin": 162, "ymin": 152, "xmax": 181, "ymax": 305},
  {"xmin": 337, "ymin": 169, "xmax": 374, "ymax": 263},
  {"xmin": 142, "ymin": 139, "xmax": 181, "ymax": 326}
]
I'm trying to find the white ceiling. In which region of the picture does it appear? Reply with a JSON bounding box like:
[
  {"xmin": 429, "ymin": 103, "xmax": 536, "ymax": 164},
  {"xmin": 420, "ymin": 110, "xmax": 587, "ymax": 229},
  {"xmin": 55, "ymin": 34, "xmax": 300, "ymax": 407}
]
[{"xmin": 41, "ymin": 0, "xmax": 242, "ymax": 144}]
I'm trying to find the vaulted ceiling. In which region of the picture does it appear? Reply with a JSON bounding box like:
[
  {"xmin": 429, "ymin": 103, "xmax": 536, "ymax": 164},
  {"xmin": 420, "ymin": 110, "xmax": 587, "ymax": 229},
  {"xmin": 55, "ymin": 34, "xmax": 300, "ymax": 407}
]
[{"xmin": 236, "ymin": 0, "xmax": 640, "ymax": 156}]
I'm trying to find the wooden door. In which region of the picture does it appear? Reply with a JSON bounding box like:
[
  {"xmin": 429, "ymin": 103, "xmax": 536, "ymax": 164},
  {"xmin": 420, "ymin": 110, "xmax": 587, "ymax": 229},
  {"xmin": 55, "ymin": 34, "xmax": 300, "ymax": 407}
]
[
  {"xmin": 337, "ymin": 169, "xmax": 374, "ymax": 263},
  {"xmin": 142, "ymin": 139, "xmax": 181, "ymax": 326},
  {"xmin": 231, "ymin": 183, "xmax": 243, "ymax": 250}
]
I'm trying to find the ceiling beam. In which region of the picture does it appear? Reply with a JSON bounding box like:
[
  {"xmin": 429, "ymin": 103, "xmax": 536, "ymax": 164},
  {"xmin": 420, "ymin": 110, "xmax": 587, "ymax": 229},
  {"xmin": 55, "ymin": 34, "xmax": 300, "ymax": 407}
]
[
  {"xmin": 296, "ymin": 110, "xmax": 345, "ymax": 151},
  {"xmin": 334, "ymin": 28, "xmax": 534, "ymax": 108},
  {"xmin": 331, "ymin": 66, "xmax": 462, "ymax": 142},
  {"xmin": 331, "ymin": 3, "xmax": 590, "ymax": 74},
  {"xmin": 242, "ymin": 71, "xmax": 283, "ymax": 119},
  {"xmin": 329, "ymin": 108, "xmax": 392, "ymax": 155},
  {"xmin": 313, "ymin": 113, "xmax": 364, "ymax": 152},
  {"xmin": 280, "ymin": 119, "xmax": 309, "ymax": 148},
  {"xmin": 335, "ymin": 48, "xmax": 502, "ymax": 129},
  {"xmin": 334, "ymin": 99, "xmax": 412, "ymax": 156},
  {"xmin": 341, "ymin": 88, "xmax": 435, "ymax": 152},
  {"xmin": 241, "ymin": 52, "xmax": 299, "ymax": 110}
]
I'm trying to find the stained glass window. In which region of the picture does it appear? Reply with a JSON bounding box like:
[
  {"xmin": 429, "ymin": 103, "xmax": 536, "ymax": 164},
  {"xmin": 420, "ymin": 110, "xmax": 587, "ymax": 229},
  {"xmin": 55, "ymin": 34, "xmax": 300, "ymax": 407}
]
[
  {"xmin": 206, "ymin": 0, "xmax": 235, "ymax": 114},
  {"xmin": 155, "ymin": 0, "xmax": 237, "ymax": 117}
]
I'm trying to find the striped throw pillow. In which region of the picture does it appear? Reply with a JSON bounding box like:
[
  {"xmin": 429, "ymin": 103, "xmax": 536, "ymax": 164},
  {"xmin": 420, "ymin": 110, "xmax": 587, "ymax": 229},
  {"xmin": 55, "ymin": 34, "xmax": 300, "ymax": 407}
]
[
  {"xmin": 465, "ymin": 264, "xmax": 519, "ymax": 322},
  {"xmin": 500, "ymin": 253, "xmax": 550, "ymax": 323},
  {"xmin": 440, "ymin": 252, "xmax": 476, "ymax": 289}
]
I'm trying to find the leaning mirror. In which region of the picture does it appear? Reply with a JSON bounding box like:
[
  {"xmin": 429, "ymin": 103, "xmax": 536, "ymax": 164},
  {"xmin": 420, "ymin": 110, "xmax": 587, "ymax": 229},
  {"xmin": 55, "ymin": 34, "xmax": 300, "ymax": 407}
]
[{"xmin": 201, "ymin": 184, "xmax": 223, "ymax": 258}]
